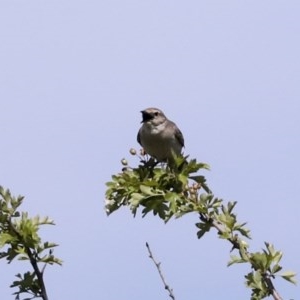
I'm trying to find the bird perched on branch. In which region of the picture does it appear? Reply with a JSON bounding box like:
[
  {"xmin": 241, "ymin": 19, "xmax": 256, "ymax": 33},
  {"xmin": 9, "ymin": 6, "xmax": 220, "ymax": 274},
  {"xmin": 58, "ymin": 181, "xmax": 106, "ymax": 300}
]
[{"xmin": 137, "ymin": 107, "xmax": 184, "ymax": 162}]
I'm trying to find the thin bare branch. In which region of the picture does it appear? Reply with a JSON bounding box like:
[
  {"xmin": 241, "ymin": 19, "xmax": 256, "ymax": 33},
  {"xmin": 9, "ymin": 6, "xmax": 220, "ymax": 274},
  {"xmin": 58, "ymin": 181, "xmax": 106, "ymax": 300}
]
[{"xmin": 146, "ymin": 242, "xmax": 176, "ymax": 300}]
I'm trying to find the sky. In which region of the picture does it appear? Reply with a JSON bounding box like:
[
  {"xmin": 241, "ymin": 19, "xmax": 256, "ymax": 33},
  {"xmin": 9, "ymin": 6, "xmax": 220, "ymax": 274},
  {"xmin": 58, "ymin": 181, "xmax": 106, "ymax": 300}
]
[{"xmin": 1, "ymin": 1, "xmax": 299, "ymax": 299}]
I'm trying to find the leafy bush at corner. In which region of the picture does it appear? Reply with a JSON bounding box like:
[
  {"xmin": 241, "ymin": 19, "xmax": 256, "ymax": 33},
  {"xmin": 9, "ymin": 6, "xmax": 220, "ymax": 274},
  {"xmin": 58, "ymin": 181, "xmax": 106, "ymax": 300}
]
[{"xmin": 0, "ymin": 187, "xmax": 62, "ymax": 300}]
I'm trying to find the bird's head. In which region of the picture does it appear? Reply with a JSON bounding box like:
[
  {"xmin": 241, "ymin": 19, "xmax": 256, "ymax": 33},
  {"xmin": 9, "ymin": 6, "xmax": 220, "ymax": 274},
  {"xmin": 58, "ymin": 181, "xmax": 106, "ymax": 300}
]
[{"xmin": 141, "ymin": 108, "xmax": 167, "ymax": 126}]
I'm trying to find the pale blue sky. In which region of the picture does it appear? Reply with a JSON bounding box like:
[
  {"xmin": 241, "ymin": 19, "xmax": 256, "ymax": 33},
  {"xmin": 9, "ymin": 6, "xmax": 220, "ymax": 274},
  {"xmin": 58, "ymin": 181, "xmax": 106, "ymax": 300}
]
[{"xmin": 1, "ymin": 1, "xmax": 299, "ymax": 299}]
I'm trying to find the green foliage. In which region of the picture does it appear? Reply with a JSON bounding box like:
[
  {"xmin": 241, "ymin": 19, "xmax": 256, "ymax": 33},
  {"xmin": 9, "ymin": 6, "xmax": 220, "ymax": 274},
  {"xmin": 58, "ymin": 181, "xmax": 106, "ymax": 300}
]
[
  {"xmin": 0, "ymin": 186, "xmax": 62, "ymax": 300},
  {"xmin": 244, "ymin": 242, "xmax": 296, "ymax": 300},
  {"xmin": 105, "ymin": 151, "xmax": 296, "ymax": 300},
  {"xmin": 106, "ymin": 154, "xmax": 210, "ymax": 222},
  {"xmin": 11, "ymin": 272, "xmax": 42, "ymax": 300}
]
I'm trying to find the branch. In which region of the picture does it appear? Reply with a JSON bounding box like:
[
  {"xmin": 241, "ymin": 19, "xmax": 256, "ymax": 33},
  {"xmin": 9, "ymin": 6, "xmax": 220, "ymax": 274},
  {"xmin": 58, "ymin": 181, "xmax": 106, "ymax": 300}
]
[
  {"xmin": 8, "ymin": 218, "xmax": 49, "ymax": 300},
  {"xmin": 263, "ymin": 274, "xmax": 283, "ymax": 300},
  {"xmin": 146, "ymin": 242, "xmax": 176, "ymax": 300},
  {"xmin": 202, "ymin": 215, "xmax": 283, "ymax": 300}
]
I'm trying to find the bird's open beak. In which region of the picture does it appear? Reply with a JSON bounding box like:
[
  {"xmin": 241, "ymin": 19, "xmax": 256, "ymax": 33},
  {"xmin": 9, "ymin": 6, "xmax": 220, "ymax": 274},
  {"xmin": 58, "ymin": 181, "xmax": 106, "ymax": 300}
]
[{"xmin": 141, "ymin": 111, "xmax": 153, "ymax": 123}]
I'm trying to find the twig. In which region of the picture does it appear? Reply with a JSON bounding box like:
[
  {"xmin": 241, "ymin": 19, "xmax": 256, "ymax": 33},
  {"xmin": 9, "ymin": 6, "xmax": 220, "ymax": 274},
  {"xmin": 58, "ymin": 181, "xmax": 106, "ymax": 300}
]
[
  {"xmin": 200, "ymin": 214, "xmax": 283, "ymax": 300},
  {"xmin": 263, "ymin": 274, "xmax": 283, "ymax": 300},
  {"xmin": 145, "ymin": 242, "xmax": 176, "ymax": 300},
  {"xmin": 9, "ymin": 218, "xmax": 49, "ymax": 300}
]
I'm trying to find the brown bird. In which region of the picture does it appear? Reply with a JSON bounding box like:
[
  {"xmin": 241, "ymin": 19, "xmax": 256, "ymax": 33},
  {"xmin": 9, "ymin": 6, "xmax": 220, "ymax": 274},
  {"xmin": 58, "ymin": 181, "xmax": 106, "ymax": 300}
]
[{"xmin": 137, "ymin": 107, "xmax": 184, "ymax": 162}]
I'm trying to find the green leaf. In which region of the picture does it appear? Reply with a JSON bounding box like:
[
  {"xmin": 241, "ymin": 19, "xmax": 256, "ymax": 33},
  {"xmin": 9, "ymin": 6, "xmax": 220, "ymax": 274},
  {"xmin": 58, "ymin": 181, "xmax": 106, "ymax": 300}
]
[
  {"xmin": 165, "ymin": 192, "xmax": 180, "ymax": 213},
  {"xmin": 178, "ymin": 173, "xmax": 188, "ymax": 186},
  {"xmin": 227, "ymin": 201, "xmax": 237, "ymax": 213},
  {"xmin": 236, "ymin": 226, "xmax": 251, "ymax": 239},
  {"xmin": 189, "ymin": 175, "xmax": 206, "ymax": 184},
  {"xmin": 196, "ymin": 222, "xmax": 212, "ymax": 239},
  {"xmin": 140, "ymin": 185, "xmax": 154, "ymax": 195},
  {"xmin": 253, "ymin": 253, "xmax": 268, "ymax": 270},
  {"xmin": 271, "ymin": 264, "xmax": 282, "ymax": 274},
  {"xmin": 140, "ymin": 195, "xmax": 167, "ymax": 219},
  {"xmin": 280, "ymin": 271, "xmax": 297, "ymax": 285},
  {"xmin": 217, "ymin": 213, "xmax": 236, "ymax": 231},
  {"xmin": 245, "ymin": 270, "xmax": 269, "ymax": 299},
  {"xmin": 228, "ymin": 255, "xmax": 247, "ymax": 267},
  {"xmin": 0, "ymin": 233, "xmax": 16, "ymax": 248}
]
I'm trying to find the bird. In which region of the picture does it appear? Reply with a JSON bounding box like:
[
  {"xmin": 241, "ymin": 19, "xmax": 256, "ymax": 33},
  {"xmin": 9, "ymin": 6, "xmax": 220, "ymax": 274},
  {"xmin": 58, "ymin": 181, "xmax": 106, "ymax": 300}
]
[{"xmin": 137, "ymin": 107, "xmax": 184, "ymax": 162}]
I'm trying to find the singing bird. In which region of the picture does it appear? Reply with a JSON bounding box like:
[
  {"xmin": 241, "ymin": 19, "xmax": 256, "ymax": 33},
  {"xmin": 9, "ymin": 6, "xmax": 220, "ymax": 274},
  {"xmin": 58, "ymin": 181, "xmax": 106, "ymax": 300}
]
[{"xmin": 137, "ymin": 107, "xmax": 184, "ymax": 162}]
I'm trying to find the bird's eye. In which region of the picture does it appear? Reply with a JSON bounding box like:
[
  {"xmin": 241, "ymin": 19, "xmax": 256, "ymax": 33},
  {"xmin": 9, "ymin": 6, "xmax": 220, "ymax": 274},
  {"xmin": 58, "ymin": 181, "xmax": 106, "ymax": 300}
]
[{"xmin": 154, "ymin": 112, "xmax": 159, "ymax": 116}]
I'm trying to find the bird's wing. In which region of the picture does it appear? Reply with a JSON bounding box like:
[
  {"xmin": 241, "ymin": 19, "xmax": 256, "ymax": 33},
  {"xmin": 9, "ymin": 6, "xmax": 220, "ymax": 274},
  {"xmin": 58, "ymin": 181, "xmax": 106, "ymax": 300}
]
[
  {"xmin": 167, "ymin": 121, "xmax": 184, "ymax": 147},
  {"xmin": 137, "ymin": 129, "xmax": 142, "ymax": 145},
  {"xmin": 175, "ymin": 127, "xmax": 185, "ymax": 147}
]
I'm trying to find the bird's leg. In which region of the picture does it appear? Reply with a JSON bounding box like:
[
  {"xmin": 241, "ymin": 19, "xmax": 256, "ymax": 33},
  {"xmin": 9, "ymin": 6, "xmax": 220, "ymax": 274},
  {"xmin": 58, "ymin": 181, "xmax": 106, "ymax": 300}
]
[{"xmin": 144, "ymin": 157, "xmax": 158, "ymax": 168}]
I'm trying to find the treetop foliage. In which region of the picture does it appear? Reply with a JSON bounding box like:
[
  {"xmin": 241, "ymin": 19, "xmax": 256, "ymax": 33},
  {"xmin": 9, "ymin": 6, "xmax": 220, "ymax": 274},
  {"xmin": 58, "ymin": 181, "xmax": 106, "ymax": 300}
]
[{"xmin": 105, "ymin": 150, "xmax": 296, "ymax": 300}]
